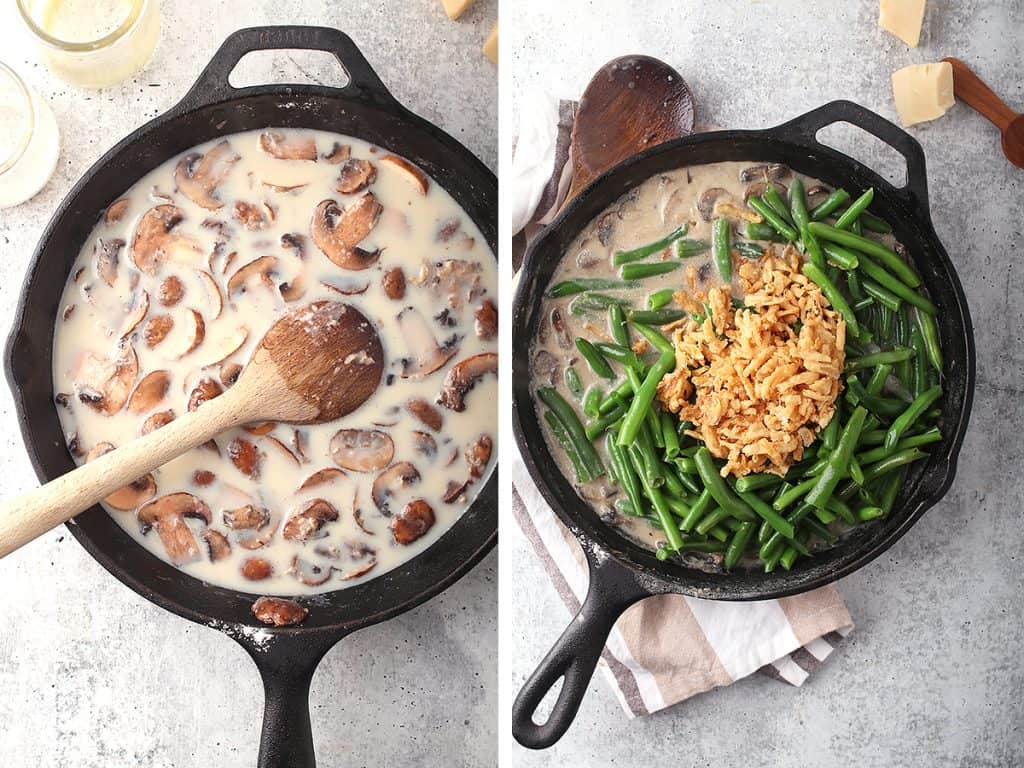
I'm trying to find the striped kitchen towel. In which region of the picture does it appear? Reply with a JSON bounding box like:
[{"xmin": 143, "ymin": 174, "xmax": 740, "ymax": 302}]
[{"xmin": 511, "ymin": 92, "xmax": 854, "ymax": 717}]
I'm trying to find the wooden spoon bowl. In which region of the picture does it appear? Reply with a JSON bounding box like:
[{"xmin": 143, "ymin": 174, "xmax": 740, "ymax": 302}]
[{"xmin": 943, "ymin": 57, "xmax": 1024, "ymax": 169}]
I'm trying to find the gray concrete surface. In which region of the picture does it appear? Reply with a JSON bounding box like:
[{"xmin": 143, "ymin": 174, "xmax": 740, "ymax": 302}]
[
  {"xmin": 0, "ymin": 2, "xmax": 496, "ymax": 766},
  {"xmin": 505, "ymin": 1, "xmax": 1023, "ymax": 766}
]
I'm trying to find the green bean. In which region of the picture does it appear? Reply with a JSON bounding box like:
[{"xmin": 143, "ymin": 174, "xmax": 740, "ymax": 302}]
[
  {"xmin": 725, "ymin": 522, "xmax": 756, "ymax": 569},
  {"xmin": 549, "ymin": 278, "xmax": 639, "ymax": 297},
  {"xmin": 586, "ymin": 404, "xmax": 626, "ymax": 441},
  {"xmin": 915, "ymin": 310, "xmax": 943, "ymax": 374},
  {"xmin": 806, "ymin": 406, "xmax": 867, "ymax": 510},
  {"xmin": 738, "ymin": 490, "xmax": 795, "ymax": 539},
  {"xmin": 628, "ymin": 445, "xmax": 684, "ymax": 551},
  {"xmin": 802, "ymin": 516, "xmax": 837, "ymax": 544},
  {"xmin": 735, "ymin": 473, "xmax": 783, "ymax": 493},
  {"xmin": 613, "ymin": 225, "xmax": 689, "ymax": 265},
  {"xmin": 648, "ymin": 288, "xmax": 676, "ymax": 310},
  {"xmin": 628, "ymin": 308, "xmax": 686, "ymax": 325},
  {"xmin": 628, "ymin": 439, "xmax": 662, "ymax": 491},
  {"xmin": 820, "ymin": 242, "xmax": 859, "ymax": 270},
  {"xmin": 749, "ymin": 197, "xmax": 799, "ymax": 241},
  {"xmin": 676, "ymin": 238, "xmax": 711, "ymax": 258},
  {"xmin": 609, "ymin": 303, "xmax": 630, "ymax": 347},
  {"xmin": 617, "ymin": 351, "xmax": 676, "ymax": 446},
  {"xmin": 880, "ymin": 467, "xmax": 906, "ymax": 515},
  {"xmin": 848, "ymin": 455, "xmax": 865, "ymax": 486},
  {"xmin": 779, "ymin": 539, "xmax": 804, "ymax": 570},
  {"xmin": 847, "ymin": 270, "xmax": 865, "ymax": 301},
  {"xmin": 857, "ymin": 506, "xmax": 885, "ymax": 522},
  {"xmin": 878, "ymin": 305, "xmax": 894, "ymax": 340},
  {"xmin": 734, "ymin": 241, "xmax": 764, "ymax": 259},
  {"xmin": 857, "ymin": 254, "xmax": 936, "ymax": 315},
  {"xmin": 598, "ymin": 379, "xmax": 632, "ymax": 414},
  {"xmin": 544, "ymin": 410, "xmax": 594, "ymax": 483},
  {"xmin": 708, "ymin": 525, "xmax": 731, "ymax": 543},
  {"xmin": 660, "ymin": 459, "xmax": 686, "ymax": 497},
  {"xmin": 810, "ymin": 188, "xmax": 851, "ymax": 220},
  {"xmin": 712, "ymin": 218, "xmax": 733, "ymax": 282},
  {"xmin": 693, "ymin": 447, "xmax": 757, "ymax": 522},
  {"xmin": 564, "ymin": 366, "xmax": 583, "ymax": 398},
  {"xmin": 681, "ymin": 489, "xmax": 714, "ymax": 532},
  {"xmin": 594, "ymin": 343, "xmax": 642, "ymax": 372},
  {"xmin": 575, "ymin": 338, "xmax": 615, "ymax": 379},
  {"xmin": 743, "ymin": 221, "xmax": 785, "ymax": 242},
  {"xmin": 834, "ymin": 188, "xmax": 874, "ymax": 230},
  {"xmin": 673, "ymin": 456, "xmax": 697, "ymax": 475},
  {"xmin": 621, "ymin": 261, "xmax": 682, "ymax": 280},
  {"xmin": 807, "ymin": 222, "xmax": 921, "ymax": 288},
  {"xmin": 757, "ymin": 518, "xmax": 774, "ymax": 547},
  {"xmin": 656, "ymin": 539, "xmax": 727, "ymax": 559},
  {"xmin": 615, "ymin": 498, "xmax": 641, "ymax": 517},
  {"xmin": 661, "ymin": 411, "xmax": 681, "ymax": 460},
  {"xmin": 569, "ymin": 292, "xmax": 632, "ymax": 315},
  {"xmin": 812, "ymin": 505, "xmax": 838, "ymax": 525},
  {"xmin": 861, "ymin": 448, "xmax": 927, "ymax": 485},
  {"xmin": 866, "ymin": 364, "xmax": 893, "ymax": 397},
  {"xmin": 633, "ymin": 370, "xmax": 662, "ymax": 447},
  {"xmin": 789, "ymin": 177, "xmax": 810, "ymax": 229},
  {"xmin": 857, "ymin": 430, "xmax": 941, "ymax": 467},
  {"xmin": 538, "ymin": 387, "xmax": 604, "ymax": 480},
  {"xmin": 859, "ymin": 211, "xmax": 892, "ymax": 234},
  {"xmin": 884, "ymin": 385, "xmax": 942, "ymax": 451},
  {"xmin": 631, "ymin": 323, "xmax": 676, "ymax": 355},
  {"xmin": 853, "ymin": 296, "xmax": 873, "ymax": 312},
  {"xmin": 583, "ymin": 386, "xmax": 602, "ymax": 419},
  {"xmin": 909, "ymin": 324, "xmax": 928, "ymax": 398},
  {"xmin": 802, "ymin": 262, "xmax": 860, "ymax": 339},
  {"xmin": 763, "ymin": 184, "xmax": 796, "ymax": 227},
  {"xmin": 845, "ymin": 376, "xmax": 906, "ymax": 419},
  {"xmin": 861, "ymin": 278, "xmax": 902, "ymax": 312},
  {"xmin": 827, "ymin": 496, "xmax": 857, "ymax": 525},
  {"xmin": 821, "ymin": 410, "xmax": 841, "ymax": 452},
  {"xmin": 771, "ymin": 477, "xmax": 816, "ymax": 511},
  {"xmin": 850, "ymin": 218, "xmax": 862, "ymax": 235},
  {"xmin": 845, "ymin": 347, "xmax": 914, "ymax": 372}
]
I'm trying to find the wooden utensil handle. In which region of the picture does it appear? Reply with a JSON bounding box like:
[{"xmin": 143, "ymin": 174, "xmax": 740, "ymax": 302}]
[
  {"xmin": 0, "ymin": 386, "xmax": 255, "ymax": 558},
  {"xmin": 943, "ymin": 57, "xmax": 1017, "ymax": 131}
]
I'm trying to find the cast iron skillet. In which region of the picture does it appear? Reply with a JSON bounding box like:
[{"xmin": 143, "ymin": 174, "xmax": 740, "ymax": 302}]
[
  {"xmin": 4, "ymin": 26, "xmax": 497, "ymax": 768},
  {"xmin": 511, "ymin": 101, "xmax": 974, "ymax": 749}
]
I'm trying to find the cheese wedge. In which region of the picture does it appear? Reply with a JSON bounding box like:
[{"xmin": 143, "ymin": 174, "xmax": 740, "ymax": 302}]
[
  {"xmin": 879, "ymin": 0, "xmax": 927, "ymax": 47},
  {"xmin": 483, "ymin": 22, "xmax": 498, "ymax": 65},
  {"xmin": 441, "ymin": 0, "xmax": 475, "ymax": 20},
  {"xmin": 891, "ymin": 62, "xmax": 955, "ymax": 126}
]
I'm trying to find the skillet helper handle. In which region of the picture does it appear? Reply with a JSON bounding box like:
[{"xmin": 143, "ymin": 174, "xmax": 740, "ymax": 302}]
[
  {"xmin": 511, "ymin": 555, "xmax": 652, "ymax": 750},
  {"xmin": 942, "ymin": 57, "xmax": 1018, "ymax": 131},
  {"xmin": 178, "ymin": 25, "xmax": 399, "ymax": 110},
  {"xmin": 774, "ymin": 100, "xmax": 931, "ymax": 215},
  {"xmin": 0, "ymin": 384, "xmax": 257, "ymax": 559}
]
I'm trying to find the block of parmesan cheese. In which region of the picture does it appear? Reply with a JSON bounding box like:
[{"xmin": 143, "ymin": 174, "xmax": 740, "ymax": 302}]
[
  {"xmin": 879, "ymin": 0, "xmax": 927, "ymax": 47},
  {"xmin": 441, "ymin": 0, "xmax": 475, "ymax": 20},
  {"xmin": 891, "ymin": 62, "xmax": 955, "ymax": 126},
  {"xmin": 483, "ymin": 22, "xmax": 498, "ymax": 65}
]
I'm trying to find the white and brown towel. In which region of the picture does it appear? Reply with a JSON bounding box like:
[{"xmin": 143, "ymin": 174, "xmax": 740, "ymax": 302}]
[{"xmin": 511, "ymin": 93, "xmax": 854, "ymax": 717}]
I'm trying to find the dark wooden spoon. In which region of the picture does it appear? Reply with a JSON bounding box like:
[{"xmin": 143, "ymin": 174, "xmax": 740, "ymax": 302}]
[
  {"xmin": 0, "ymin": 300, "xmax": 383, "ymax": 558},
  {"xmin": 943, "ymin": 57, "xmax": 1024, "ymax": 169},
  {"xmin": 565, "ymin": 55, "xmax": 696, "ymax": 203}
]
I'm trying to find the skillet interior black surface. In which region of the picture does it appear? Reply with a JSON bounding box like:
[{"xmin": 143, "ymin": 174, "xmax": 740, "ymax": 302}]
[
  {"xmin": 4, "ymin": 26, "xmax": 497, "ymax": 768},
  {"xmin": 510, "ymin": 101, "xmax": 974, "ymax": 748}
]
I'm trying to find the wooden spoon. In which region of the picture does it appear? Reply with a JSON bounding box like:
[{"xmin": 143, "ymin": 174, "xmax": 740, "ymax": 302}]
[
  {"xmin": 0, "ymin": 300, "xmax": 383, "ymax": 558},
  {"xmin": 943, "ymin": 57, "xmax": 1024, "ymax": 169},
  {"xmin": 565, "ymin": 55, "xmax": 696, "ymax": 203}
]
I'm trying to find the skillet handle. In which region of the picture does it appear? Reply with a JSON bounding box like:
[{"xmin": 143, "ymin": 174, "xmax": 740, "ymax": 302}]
[
  {"xmin": 239, "ymin": 630, "xmax": 339, "ymax": 768},
  {"xmin": 177, "ymin": 25, "xmax": 399, "ymax": 112},
  {"xmin": 773, "ymin": 100, "xmax": 930, "ymax": 214},
  {"xmin": 511, "ymin": 554, "xmax": 653, "ymax": 750}
]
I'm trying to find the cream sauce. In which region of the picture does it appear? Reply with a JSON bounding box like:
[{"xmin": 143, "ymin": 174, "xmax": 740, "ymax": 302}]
[{"xmin": 53, "ymin": 129, "xmax": 497, "ymax": 596}]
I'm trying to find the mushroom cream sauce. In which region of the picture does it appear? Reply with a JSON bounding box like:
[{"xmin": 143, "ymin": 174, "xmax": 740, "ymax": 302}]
[
  {"xmin": 53, "ymin": 129, "xmax": 497, "ymax": 596},
  {"xmin": 533, "ymin": 161, "xmax": 826, "ymax": 553}
]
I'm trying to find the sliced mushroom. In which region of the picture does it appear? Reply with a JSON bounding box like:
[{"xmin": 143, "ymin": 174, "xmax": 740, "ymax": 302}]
[
  {"xmin": 279, "ymin": 272, "xmax": 307, "ymax": 303},
  {"xmin": 475, "ymin": 298, "xmax": 497, "ymax": 340},
  {"xmin": 290, "ymin": 556, "xmax": 332, "ymax": 586},
  {"xmin": 242, "ymin": 558, "xmax": 273, "ymax": 581},
  {"xmin": 222, "ymin": 504, "xmax": 270, "ymax": 530},
  {"xmin": 335, "ymin": 158, "xmax": 377, "ymax": 194},
  {"xmin": 126, "ymin": 369, "xmax": 171, "ymax": 413},
  {"xmin": 228, "ymin": 437, "xmax": 261, "ymax": 478},
  {"xmin": 281, "ymin": 232, "xmax": 305, "ymax": 257},
  {"xmin": 158, "ymin": 275, "xmax": 185, "ymax": 306},
  {"xmin": 196, "ymin": 269, "xmax": 223, "ymax": 319},
  {"xmin": 443, "ymin": 480, "xmax": 469, "ymax": 504},
  {"xmin": 141, "ymin": 409, "xmax": 175, "ymax": 435},
  {"xmin": 174, "ymin": 141, "xmax": 240, "ymax": 209},
  {"xmin": 743, "ymin": 179, "xmax": 788, "ymax": 204},
  {"xmin": 144, "ymin": 315, "xmax": 174, "ymax": 348},
  {"xmin": 282, "ymin": 499, "xmax": 339, "ymax": 541},
  {"xmin": 322, "ymin": 142, "xmax": 350, "ymax": 164},
  {"xmin": 233, "ymin": 200, "xmax": 274, "ymax": 231},
  {"xmin": 397, "ymin": 307, "xmax": 459, "ymax": 378},
  {"xmin": 381, "ymin": 267, "xmax": 405, "ymax": 300},
  {"xmin": 94, "ymin": 238, "xmax": 124, "ymax": 287},
  {"xmin": 220, "ymin": 362, "xmax": 242, "ymax": 388},
  {"xmin": 202, "ymin": 529, "xmax": 231, "ymax": 562},
  {"xmin": 320, "ymin": 278, "xmax": 369, "ymax": 295},
  {"xmin": 550, "ymin": 307, "xmax": 572, "ymax": 349},
  {"xmin": 697, "ymin": 187, "xmax": 728, "ymax": 222},
  {"xmin": 532, "ymin": 350, "xmax": 560, "ymax": 387},
  {"xmin": 243, "ymin": 422, "xmax": 276, "ymax": 436},
  {"xmin": 739, "ymin": 163, "xmax": 790, "ymax": 183},
  {"xmin": 187, "ymin": 377, "xmax": 223, "ymax": 411},
  {"xmin": 86, "ymin": 442, "xmax": 157, "ymax": 510},
  {"xmin": 227, "ymin": 255, "xmax": 278, "ymax": 296},
  {"xmin": 411, "ymin": 431, "xmax": 437, "ymax": 459},
  {"xmin": 410, "ymin": 258, "xmax": 483, "ymax": 310},
  {"xmin": 371, "ymin": 462, "xmax": 420, "ymax": 515},
  {"xmin": 263, "ymin": 435, "xmax": 300, "ymax": 467},
  {"xmin": 132, "ymin": 205, "xmax": 203, "ymax": 275},
  {"xmin": 436, "ymin": 352, "xmax": 498, "ymax": 412},
  {"xmin": 73, "ymin": 341, "xmax": 138, "ymax": 415},
  {"xmin": 405, "ymin": 398, "xmax": 443, "ymax": 431},
  {"xmin": 62, "ymin": 305, "xmax": 75, "ymax": 322},
  {"xmin": 466, "ymin": 433, "xmax": 494, "ymax": 479},
  {"xmin": 163, "ymin": 308, "xmax": 205, "ymax": 359},
  {"xmin": 329, "ymin": 429, "xmax": 394, "ymax": 472},
  {"xmin": 192, "ymin": 469, "xmax": 216, "ymax": 486},
  {"xmin": 338, "ymin": 542, "xmax": 378, "ymax": 579},
  {"xmin": 118, "ymin": 290, "xmax": 150, "ymax": 339},
  {"xmin": 391, "ymin": 499, "xmax": 435, "ymax": 545},
  {"xmin": 259, "ymin": 130, "xmax": 317, "ymax": 161},
  {"xmin": 310, "ymin": 194, "xmax": 382, "ymax": 270},
  {"xmin": 379, "ymin": 154, "xmax": 429, "ymax": 195},
  {"xmin": 105, "ymin": 199, "xmax": 129, "ymax": 225},
  {"xmin": 198, "ymin": 325, "xmax": 248, "ymax": 367},
  {"xmin": 296, "ymin": 467, "xmax": 346, "ymax": 493},
  {"xmin": 137, "ymin": 492, "xmax": 211, "ymax": 565},
  {"xmin": 252, "ymin": 596, "xmax": 308, "ymax": 626}
]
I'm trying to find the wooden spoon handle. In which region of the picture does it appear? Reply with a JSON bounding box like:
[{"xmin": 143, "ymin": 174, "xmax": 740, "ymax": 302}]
[
  {"xmin": 943, "ymin": 57, "xmax": 1018, "ymax": 131},
  {"xmin": 0, "ymin": 386, "xmax": 255, "ymax": 559}
]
